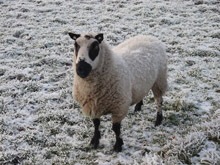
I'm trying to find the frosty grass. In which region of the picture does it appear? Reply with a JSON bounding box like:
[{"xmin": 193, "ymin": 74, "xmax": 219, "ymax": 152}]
[{"xmin": 0, "ymin": 0, "xmax": 219, "ymax": 164}]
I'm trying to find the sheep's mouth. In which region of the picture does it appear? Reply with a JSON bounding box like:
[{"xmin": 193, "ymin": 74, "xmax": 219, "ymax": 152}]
[{"xmin": 76, "ymin": 60, "xmax": 92, "ymax": 78}]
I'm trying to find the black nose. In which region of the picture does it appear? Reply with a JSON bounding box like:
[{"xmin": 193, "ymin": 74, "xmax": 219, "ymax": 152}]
[{"xmin": 76, "ymin": 60, "xmax": 92, "ymax": 78}]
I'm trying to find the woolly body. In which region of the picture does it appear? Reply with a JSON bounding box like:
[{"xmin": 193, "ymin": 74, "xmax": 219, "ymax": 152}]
[{"xmin": 72, "ymin": 34, "xmax": 167, "ymax": 123}]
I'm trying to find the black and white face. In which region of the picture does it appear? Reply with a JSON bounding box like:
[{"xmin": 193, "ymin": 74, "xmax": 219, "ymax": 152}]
[{"xmin": 69, "ymin": 33, "xmax": 103, "ymax": 78}]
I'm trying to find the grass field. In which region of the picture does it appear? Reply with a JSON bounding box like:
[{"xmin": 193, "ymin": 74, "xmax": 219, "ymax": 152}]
[{"xmin": 0, "ymin": 0, "xmax": 220, "ymax": 164}]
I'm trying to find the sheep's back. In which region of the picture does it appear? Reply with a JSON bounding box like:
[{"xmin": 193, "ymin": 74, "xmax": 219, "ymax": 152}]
[{"xmin": 113, "ymin": 35, "xmax": 167, "ymax": 105}]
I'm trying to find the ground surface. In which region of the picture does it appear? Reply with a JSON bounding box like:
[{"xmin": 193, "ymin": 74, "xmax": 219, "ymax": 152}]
[{"xmin": 0, "ymin": 0, "xmax": 220, "ymax": 164}]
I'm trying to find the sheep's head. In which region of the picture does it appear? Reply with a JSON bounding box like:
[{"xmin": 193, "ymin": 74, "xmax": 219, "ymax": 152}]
[{"xmin": 69, "ymin": 32, "xmax": 104, "ymax": 78}]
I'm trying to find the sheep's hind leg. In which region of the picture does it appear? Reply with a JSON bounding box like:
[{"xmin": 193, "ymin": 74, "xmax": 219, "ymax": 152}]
[
  {"xmin": 90, "ymin": 118, "xmax": 101, "ymax": 149},
  {"xmin": 134, "ymin": 100, "xmax": 143, "ymax": 112},
  {"xmin": 154, "ymin": 97, "xmax": 163, "ymax": 126},
  {"xmin": 152, "ymin": 83, "xmax": 164, "ymax": 126},
  {"xmin": 112, "ymin": 122, "xmax": 124, "ymax": 152}
]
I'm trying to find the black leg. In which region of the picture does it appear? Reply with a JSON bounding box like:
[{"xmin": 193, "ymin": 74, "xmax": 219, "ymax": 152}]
[
  {"xmin": 155, "ymin": 111, "xmax": 163, "ymax": 126},
  {"xmin": 134, "ymin": 100, "xmax": 143, "ymax": 112},
  {"xmin": 112, "ymin": 122, "xmax": 124, "ymax": 152},
  {"xmin": 90, "ymin": 119, "xmax": 101, "ymax": 149}
]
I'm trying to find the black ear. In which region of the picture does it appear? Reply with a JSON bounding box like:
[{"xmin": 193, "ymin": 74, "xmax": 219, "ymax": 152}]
[
  {"xmin": 95, "ymin": 33, "xmax": 104, "ymax": 43},
  {"xmin": 69, "ymin": 33, "xmax": 80, "ymax": 40}
]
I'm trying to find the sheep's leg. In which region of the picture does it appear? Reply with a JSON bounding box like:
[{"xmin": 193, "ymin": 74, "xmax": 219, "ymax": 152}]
[
  {"xmin": 152, "ymin": 83, "xmax": 164, "ymax": 126},
  {"xmin": 112, "ymin": 122, "xmax": 124, "ymax": 152},
  {"xmin": 154, "ymin": 97, "xmax": 163, "ymax": 126},
  {"xmin": 90, "ymin": 118, "xmax": 101, "ymax": 149},
  {"xmin": 134, "ymin": 100, "xmax": 143, "ymax": 112}
]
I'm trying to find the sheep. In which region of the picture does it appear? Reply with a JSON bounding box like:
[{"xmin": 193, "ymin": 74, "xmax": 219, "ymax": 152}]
[{"xmin": 68, "ymin": 32, "xmax": 168, "ymax": 152}]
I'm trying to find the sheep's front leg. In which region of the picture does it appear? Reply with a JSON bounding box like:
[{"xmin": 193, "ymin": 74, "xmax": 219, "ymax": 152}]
[
  {"xmin": 112, "ymin": 122, "xmax": 124, "ymax": 152},
  {"xmin": 90, "ymin": 118, "xmax": 101, "ymax": 149}
]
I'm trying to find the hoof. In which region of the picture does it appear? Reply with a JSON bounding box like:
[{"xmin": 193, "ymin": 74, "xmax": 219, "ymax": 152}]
[
  {"xmin": 113, "ymin": 138, "xmax": 124, "ymax": 152},
  {"xmin": 90, "ymin": 138, "xmax": 99, "ymax": 149},
  {"xmin": 90, "ymin": 131, "xmax": 100, "ymax": 149},
  {"xmin": 155, "ymin": 112, "xmax": 163, "ymax": 127}
]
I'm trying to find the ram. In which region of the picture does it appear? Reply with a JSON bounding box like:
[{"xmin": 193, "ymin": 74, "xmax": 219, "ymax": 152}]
[{"xmin": 69, "ymin": 32, "xmax": 168, "ymax": 152}]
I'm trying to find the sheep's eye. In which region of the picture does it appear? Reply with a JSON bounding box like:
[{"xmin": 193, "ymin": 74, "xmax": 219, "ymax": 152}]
[
  {"xmin": 89, "ymin": 41, "xmax": 99, "ymax": 61},
  {"xmin": 74, "ymin": 42, "xmax": 80, "ymax": 57}
]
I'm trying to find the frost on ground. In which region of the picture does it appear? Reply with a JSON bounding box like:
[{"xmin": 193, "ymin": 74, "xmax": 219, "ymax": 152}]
[{"xmin": 0, "ymin": 0, "xmax": 220, "ymax": 164}]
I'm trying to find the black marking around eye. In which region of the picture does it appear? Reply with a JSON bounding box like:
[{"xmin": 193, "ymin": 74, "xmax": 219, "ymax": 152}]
[
  {"xmin": 89, "ymin": 41, "xmax": 99, "ymax": 61},
  {"xmin": 74, "ymin": 42, "xmax": 80, "ymax": 57}
]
